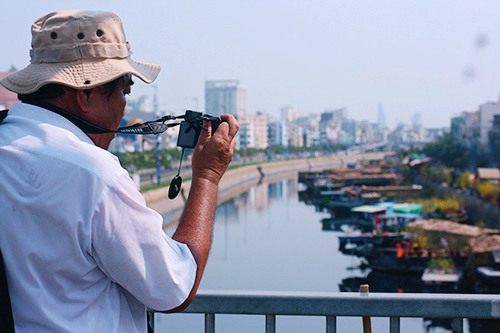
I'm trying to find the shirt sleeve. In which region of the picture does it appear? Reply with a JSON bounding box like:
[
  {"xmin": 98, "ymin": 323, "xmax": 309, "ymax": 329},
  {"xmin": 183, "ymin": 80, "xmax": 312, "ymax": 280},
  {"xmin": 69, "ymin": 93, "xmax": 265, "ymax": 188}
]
[{"xmin": 90, "ymin": 173, "xmax": 197, "ymax": 311}]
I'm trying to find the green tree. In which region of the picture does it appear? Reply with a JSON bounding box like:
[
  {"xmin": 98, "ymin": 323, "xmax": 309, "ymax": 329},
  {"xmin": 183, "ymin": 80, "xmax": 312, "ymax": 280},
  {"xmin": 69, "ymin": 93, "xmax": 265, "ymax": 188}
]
[
  {"xmin": 117, "ymin": 148, "xmax": 181, "ymax": 172},
  {"xmin": 422, "ymin": 134, "xmax": 472, "ymax": 169}
]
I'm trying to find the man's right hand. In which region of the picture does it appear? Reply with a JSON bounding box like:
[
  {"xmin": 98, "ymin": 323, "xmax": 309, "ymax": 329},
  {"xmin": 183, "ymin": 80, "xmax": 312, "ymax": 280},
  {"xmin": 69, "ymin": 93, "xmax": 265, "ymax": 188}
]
[{"xmin": 191, "ymin": 114, "xmax": 239, "ymax": 185}]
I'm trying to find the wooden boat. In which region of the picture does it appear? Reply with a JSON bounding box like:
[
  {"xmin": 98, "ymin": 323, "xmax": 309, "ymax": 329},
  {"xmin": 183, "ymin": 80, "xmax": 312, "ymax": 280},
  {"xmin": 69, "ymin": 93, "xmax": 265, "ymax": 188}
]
[
  {"xmin": 421, "ymin": 267, "xmax": 463, "ymax": 293},
  {"xmin": 338, "ymin": 232, "xmax": 404, "ymax": 254},
  {"xmin": 474, "ymin": 266, "xmax": 500, "ymax": 294},
  {"xmin": 357, "ymin": 246, "xmax": 467, "ymax": 274}
]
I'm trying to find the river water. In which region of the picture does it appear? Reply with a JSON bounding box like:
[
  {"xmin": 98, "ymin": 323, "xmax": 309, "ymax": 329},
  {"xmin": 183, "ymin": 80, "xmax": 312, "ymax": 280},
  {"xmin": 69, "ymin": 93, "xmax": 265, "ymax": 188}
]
[{"xmin": 157, "ymin": 177, "xmax": 463, "ymax": 333}]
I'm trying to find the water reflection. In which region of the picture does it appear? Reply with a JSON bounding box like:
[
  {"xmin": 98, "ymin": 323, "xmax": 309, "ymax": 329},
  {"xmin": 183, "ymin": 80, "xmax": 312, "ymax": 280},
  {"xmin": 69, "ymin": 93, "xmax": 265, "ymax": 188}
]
[{"xmin": 159, "ymin": 178, "xmax": 487, "ymax": 333}]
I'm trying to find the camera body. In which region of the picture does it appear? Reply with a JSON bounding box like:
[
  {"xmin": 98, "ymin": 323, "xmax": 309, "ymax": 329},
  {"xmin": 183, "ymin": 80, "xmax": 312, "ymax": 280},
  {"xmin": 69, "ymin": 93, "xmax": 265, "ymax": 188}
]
[{"xmin": 176, "ymin": 110, "xmax": 222, "ymax": 149}]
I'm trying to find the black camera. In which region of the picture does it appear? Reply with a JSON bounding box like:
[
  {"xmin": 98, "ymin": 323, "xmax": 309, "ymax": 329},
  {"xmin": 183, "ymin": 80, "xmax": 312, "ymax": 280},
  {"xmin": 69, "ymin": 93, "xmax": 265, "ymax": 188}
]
[{"xmin": 176, "ymin": 110, "xmax": 222, "ymax": 149}]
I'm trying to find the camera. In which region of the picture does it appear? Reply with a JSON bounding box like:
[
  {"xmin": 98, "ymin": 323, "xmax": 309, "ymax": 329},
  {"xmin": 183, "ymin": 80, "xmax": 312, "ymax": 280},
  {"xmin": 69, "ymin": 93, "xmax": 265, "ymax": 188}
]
[{"xmin": 176, "ymin": 110, "xmax": 222, "ymax": 149}]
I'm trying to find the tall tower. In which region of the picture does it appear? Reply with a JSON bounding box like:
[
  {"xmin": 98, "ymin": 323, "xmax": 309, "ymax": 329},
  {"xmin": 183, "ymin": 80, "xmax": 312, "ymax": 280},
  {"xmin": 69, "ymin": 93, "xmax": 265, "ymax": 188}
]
[
  {"xmin": 280, "ymin": 106, "xmax": 297, "ymax": 123},
  {"xmin": 411, "ymin": 112, "xmax": 422, "ymax": 128},
  {"xmin": 204, "ymin": 80, "xmax": 247, "ymax": 117},
  {"xmin": 377, "ymin": 102, "xmax": 386, "ymax": 128}
]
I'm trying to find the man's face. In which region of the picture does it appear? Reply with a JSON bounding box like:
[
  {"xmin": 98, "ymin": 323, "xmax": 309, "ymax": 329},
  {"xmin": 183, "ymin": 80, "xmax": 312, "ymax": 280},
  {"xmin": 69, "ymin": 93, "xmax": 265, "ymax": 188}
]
[
  {"xmin": 90, "ymin": 76, "xmax": 133, "ymax": 130},
  {"xmin": 86, "ymin": 75, "xmax": 133, "ymax": 149}
]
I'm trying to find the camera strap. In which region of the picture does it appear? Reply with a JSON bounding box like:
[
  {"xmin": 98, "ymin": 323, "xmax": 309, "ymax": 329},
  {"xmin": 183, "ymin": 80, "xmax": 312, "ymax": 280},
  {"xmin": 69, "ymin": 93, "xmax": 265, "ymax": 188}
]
[
  {"xmin": 22, "ymin": 100, "xmax": 117, "ymax": 134},
  {"xmin": 21, "ymin": 100, "xmax": 179, "ymax": 135}
]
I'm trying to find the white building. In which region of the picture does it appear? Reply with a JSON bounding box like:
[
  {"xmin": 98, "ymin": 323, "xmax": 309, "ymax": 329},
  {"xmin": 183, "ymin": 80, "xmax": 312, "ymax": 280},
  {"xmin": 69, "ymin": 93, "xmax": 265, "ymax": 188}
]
[
  {"xmin": 254, "ymin": 111, "xmax": 269, "ymax": 149},
  {"xmin": 479, "ymin": 102, "xmax": 500, "ymax": 148},
  {"xmin": 280, "ymin": 106, "xmax": 298, "ymax": 123}
]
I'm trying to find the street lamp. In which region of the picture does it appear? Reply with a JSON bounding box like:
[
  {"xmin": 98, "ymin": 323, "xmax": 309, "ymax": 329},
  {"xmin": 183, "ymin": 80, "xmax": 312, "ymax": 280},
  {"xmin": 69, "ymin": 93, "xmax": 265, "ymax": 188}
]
[{"xmin": 152, "ymin": 85, "xmax": 162, "ymax": 186}]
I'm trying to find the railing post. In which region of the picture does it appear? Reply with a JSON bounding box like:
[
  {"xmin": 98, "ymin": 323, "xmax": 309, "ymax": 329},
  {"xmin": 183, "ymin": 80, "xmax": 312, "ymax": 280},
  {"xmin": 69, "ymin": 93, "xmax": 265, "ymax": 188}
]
[
  {"xmin": 266, "ymin": 314, "xmax": 276, "ymax": 333},
  {"xmin": 360, "ymin": 284, "xmax": 372, "ymax": 333},
  {"xmin": 205, "ymin": 313, "xmax": 215, "ymax": 333},
  {"xmin": 326, "ymin": 315, "xmax": 337, "ymax": 333},
  {"xmin": 147, "ymin": 310, "xmax": 155, "ymax": 332},
  {"xmin": 451, "ymin": 318, "xmax": 463, "ymax": 333},
  {"xmin": 389, "ymin": 317, "xmax": 400, "ymax": 333}
]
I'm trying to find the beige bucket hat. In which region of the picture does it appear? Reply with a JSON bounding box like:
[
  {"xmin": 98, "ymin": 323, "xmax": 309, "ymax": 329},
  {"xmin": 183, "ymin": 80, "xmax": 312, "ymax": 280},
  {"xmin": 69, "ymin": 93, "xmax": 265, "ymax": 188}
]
[{"xmin": 0, "ymin": 10, "xmax": 161, "ymax": 94}]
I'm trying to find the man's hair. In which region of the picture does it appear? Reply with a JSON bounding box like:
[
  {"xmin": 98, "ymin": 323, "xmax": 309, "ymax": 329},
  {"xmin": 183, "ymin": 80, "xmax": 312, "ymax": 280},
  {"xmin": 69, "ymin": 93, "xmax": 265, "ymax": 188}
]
[{"xmin": 18, "ymin": 74, "xmax": 133, "ymax": 102}]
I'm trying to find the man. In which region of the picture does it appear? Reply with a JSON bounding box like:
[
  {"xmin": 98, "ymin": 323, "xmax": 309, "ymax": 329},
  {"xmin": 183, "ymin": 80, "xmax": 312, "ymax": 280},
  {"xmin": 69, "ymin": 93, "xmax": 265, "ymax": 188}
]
[{"xmin": 0, "ymin": 10, "xmax": 238, "ymax": 332}]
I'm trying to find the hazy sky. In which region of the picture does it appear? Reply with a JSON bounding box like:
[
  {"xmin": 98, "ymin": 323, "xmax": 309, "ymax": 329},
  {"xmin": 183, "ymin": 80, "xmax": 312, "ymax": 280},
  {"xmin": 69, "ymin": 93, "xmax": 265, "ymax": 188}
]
[{"xmin": 2, "ymin": 1, "xmax": 500, "ymax": 128}]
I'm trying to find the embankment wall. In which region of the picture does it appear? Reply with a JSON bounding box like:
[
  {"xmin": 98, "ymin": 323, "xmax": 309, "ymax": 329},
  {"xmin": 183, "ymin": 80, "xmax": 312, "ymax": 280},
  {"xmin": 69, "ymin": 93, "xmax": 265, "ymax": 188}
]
[{"xmin": 142, "ymin": 152, "xmax": 390, "ymax": 227}]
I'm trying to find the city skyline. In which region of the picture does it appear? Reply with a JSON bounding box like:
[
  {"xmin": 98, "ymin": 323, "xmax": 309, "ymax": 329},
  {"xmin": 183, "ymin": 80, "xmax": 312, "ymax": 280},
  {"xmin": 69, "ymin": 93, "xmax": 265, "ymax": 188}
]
[{"xmin": 2, "ymin": 1, "xmax": 500, "ymax": 129}]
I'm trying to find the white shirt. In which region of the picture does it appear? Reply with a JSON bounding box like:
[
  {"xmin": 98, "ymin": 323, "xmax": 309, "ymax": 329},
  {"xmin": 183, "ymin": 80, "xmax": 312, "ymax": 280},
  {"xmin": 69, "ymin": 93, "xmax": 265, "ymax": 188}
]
[{"xmin": 0, "ymin": 102, "xmax": 196, "ymax": 332}]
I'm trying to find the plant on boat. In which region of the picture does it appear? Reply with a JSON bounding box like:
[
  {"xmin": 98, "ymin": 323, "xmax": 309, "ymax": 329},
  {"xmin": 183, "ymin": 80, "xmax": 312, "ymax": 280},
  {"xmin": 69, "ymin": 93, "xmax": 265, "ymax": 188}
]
[
  {"xmin": 427, "ymin": 257, "xmax": 456, "ymax": 273},
  {"xmin": 417, "ymin": 196, "xmax": 463, "ymax": 214},
  {"xmin": 475, "ymin": 180, "xmax": 500, "ymax": 203},
  {"xmin": 458, "ymin": 171, "xmax": 474, "ymax": 189}
]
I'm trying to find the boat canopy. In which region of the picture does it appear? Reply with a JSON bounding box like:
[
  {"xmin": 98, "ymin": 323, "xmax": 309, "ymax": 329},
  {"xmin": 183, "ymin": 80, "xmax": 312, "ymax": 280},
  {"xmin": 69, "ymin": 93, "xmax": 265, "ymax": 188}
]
[
  {"xmin": 476, "ymin": 266, "xmax": 500, "ymax": 280},
  {"xmin": 351, "ymin": 205, "xmax": 386, "ymax": 213},
  {"xmin": 391, "ymin": 203, "xmax": 422, "ymax": 214}
]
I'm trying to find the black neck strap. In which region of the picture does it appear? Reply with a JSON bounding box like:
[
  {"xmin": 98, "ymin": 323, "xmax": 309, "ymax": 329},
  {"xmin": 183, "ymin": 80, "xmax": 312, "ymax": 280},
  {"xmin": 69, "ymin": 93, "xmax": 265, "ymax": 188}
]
[
  {"xmin": 23, "ymin": 100, "xmax": 115, "ymax": 134},
  {"xmin": 20, "ymin": 100, "xmax": 181, "ymax": 135},
  {"xmin": 3, "ymin": 101, "xmax": 186, "ymax": 136}
]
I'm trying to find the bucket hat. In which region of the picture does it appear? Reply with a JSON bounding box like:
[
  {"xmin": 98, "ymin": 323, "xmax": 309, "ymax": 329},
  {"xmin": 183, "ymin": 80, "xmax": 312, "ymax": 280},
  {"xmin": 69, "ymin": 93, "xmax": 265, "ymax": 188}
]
[{"xmin": 0, "ymin": 10, "xmax": 161, "ymax": 94}]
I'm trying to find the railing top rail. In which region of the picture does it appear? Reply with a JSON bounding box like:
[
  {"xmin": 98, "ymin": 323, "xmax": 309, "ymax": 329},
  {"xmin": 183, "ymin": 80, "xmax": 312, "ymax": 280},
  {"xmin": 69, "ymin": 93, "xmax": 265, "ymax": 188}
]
[{"xmin": 179, "ymin": 290, "xmax": 500, "ymax": 319}]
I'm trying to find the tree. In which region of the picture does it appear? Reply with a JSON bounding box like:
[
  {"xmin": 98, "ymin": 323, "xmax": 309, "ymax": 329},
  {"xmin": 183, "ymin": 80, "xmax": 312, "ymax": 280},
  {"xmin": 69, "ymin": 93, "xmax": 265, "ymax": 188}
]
[
  {"xmin": 117, "ymin": 148, "xmax": 182, "ymax": 172},
  {"xmin": 422, "ymin": 134, "xmax": 472, "ymax": 169}
]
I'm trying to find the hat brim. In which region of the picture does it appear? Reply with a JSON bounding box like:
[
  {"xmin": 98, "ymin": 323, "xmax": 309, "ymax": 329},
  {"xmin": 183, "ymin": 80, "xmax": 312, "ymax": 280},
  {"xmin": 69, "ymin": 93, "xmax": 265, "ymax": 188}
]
[{"xmin": 0, "ymin": 58, "xmax": 161, "ymax": 94}]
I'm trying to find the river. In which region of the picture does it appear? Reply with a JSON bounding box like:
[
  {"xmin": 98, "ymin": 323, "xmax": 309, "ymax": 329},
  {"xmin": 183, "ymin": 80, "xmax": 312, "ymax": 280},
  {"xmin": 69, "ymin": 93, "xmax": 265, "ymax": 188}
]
[{"xmin": 155, "ymin": 176, "xmax": 465, "ymax": 333}]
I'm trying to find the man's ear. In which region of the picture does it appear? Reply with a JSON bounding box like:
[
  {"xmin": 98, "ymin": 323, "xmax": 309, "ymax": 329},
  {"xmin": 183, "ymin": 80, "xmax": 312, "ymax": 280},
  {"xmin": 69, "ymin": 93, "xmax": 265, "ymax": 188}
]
[{"xmin": 74, "ymin": 89, "xmax": 93, "ymax": 113}]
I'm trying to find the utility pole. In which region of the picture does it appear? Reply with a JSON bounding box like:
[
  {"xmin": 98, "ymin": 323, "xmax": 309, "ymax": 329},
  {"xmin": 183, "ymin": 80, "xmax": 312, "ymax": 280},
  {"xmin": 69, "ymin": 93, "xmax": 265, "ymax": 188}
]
[{"xmin": 153, "ymin": 85, "xmax": 162, "ymax": 186}]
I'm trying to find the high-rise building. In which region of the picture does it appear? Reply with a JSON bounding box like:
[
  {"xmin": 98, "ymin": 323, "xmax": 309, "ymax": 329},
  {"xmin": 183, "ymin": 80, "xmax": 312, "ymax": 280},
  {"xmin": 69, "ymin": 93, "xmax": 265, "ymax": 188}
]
[
  {"xmin": 411, "ymin": 113, "xmax": 422, "ymax": 128},
  {"xmin": 378, "ymin": 102, "xmax": 386, "ymax": 128},
  {"xmin": 479, "ymin": 102, "xmax": 500, "ymax": 148},
  {"xmin": 254, "ymin": 111, "xmax": 269, "ymax": 149},
  {"xmin": 280, "ymin": 106, "xmax": 297, "ymax": 123},
  {"xmin": 205, "ymin": 80, "xmax": 247, "ymax": 117}
]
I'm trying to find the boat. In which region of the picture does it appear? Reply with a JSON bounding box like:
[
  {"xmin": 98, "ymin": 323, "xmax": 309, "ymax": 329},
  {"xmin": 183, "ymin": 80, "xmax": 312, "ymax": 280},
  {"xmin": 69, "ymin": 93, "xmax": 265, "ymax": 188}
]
[
  {"xmin": 337, "ymin": 233, "xmax": 373, "ymax": 254},
  {"xmin": 356, "ymin": 245, "xmax": 467, "ymax": 274},
  {"xmin": 351, "ymin": 224, "xmax": 469, "ymax": 274},
  {"xmin": 338, "ymin": 232, "xmax": 405, "ymax": 253},
  {"xmin": 376, "ymin": 212, "xmax": 422, "ymax": 232},
  {"xmin": 421, "ymin": 267, "xmax": 463, "ymax": 293},
  {"xmin": 339, "ymin": 270, "xmax": 423, "ymax": 293},
  {"xmin": 474, "ymin": 266, "xmax": 500, "ymax": 294},
  {"xmin": 469, "ymin": 233, "xmax": 500, "ymax": 294},
  {"xmin": 321, "ymin": 216, "xmax": 374, "ymax": 232},
  {"xmin": 321, "ymin": 204, "xmax": 389, "ymax": 232}
]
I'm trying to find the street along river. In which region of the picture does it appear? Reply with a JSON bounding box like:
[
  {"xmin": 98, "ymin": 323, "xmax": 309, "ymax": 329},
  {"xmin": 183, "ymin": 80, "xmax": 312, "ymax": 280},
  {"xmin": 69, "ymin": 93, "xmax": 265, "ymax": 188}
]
[{"xmin": 154, "ymin": 175, "xmax": 464, "ymax": 333}]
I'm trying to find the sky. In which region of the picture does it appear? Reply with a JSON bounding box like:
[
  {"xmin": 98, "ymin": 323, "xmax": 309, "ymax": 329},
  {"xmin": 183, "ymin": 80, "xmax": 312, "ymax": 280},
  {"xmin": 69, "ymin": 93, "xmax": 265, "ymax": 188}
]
[{"xmin": 2, "ymin": 1, "xmax": 500, "ymax": 129}]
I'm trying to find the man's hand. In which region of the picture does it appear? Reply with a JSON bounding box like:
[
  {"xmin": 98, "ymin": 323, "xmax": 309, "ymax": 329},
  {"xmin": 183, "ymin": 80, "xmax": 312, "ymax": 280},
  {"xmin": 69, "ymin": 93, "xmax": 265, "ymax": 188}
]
[
  {"xmin": 164, "ymin": 114, "xmax": 238, "ymax": 313},
  {"xmin": 191, "ymin": 114, "xmax": 239, "ymax": 185}
]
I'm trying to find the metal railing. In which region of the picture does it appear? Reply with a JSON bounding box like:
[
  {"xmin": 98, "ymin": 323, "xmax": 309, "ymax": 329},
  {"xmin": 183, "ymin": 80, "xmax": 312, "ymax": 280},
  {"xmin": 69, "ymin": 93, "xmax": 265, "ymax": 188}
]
[{"xmin": 153, "ymin": 290, "xmax": 500, "ymax": 333}]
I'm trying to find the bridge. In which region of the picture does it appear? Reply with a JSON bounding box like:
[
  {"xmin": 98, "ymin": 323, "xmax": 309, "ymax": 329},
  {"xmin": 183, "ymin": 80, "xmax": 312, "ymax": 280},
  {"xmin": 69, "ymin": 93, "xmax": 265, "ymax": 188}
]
[{"xmin": 151, "ymin": 290, "xmax": 500, "ymax": 333}]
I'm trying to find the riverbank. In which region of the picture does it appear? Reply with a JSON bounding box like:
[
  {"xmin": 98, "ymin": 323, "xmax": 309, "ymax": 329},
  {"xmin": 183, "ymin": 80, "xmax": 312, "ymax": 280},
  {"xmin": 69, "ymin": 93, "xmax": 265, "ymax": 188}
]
[{"xmin": 142, "ymin": 152, "xmax": 392, "ymax": 227}]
